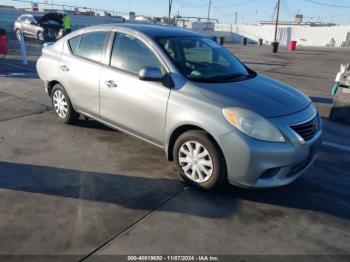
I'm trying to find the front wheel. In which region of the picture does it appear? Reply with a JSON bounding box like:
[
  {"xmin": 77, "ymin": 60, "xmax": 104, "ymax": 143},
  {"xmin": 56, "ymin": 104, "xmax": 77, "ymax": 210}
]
[
  {"xmin": 37, "ymin": 31, "xmax": 44, "ymax": 42},
  {"xmin": 51, "ymin": 84, "xmax": 78, "ymax": 124},
  {"xmin": 173, "ymin": 130, "xmax": 227, "ymax": 190},
  {"xmin": 15, "ymin": 29, "xmax": 22, "ymax": 40}
]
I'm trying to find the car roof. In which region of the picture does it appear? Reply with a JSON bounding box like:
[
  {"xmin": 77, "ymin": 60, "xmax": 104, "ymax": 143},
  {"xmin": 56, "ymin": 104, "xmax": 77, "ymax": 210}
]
[
  {"xmin": 20, "ymin": 14, "xmax": 42, "ymax": 19},
  {"xmin": 83, "ymin": 23, "xmax": 202, "ymax": 38}
]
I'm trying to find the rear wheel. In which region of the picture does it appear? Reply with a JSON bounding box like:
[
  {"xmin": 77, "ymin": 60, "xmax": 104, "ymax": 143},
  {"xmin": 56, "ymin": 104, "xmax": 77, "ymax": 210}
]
[
  {"xmin": 173, "ymin": 130, "xmax": 227, "ymax": 190},
  {"xmin": 51, "ymin": 84, "xmax": 78, "ymax": 124}
]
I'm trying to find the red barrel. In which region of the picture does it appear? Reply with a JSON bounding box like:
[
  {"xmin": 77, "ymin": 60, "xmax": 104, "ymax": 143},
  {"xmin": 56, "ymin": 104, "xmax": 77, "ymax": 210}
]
[
  {"xmin": 0, "ymin": 35, "xmax": 7, "ymax": 55},
  {"xmin": 288, "ymin": 40, "xmax": 297, "ymax": 51}
]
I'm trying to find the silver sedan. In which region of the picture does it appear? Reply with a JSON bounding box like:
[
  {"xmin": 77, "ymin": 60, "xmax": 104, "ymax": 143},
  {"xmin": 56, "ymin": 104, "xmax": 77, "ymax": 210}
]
[{"xmin": 36, "ymin": 24, "xmax": 322, "ymax": 190}]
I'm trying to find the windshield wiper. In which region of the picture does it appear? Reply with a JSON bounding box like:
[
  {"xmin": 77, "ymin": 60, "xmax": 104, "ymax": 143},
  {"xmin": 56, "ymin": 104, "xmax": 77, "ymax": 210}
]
[
  {"xmin": 205, "ymin": 73, "xmax": 250, "ymax": 83},
  {"xmin": 188, "ymin": 73, "xmax": 254, "ymax": 83}
]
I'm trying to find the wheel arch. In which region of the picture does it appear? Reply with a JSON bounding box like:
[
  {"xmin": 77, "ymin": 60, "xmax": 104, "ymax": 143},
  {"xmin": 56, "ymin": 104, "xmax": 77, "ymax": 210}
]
[
  {"xmin": 166, "ymin": 124, "xmax": 226, "ymax": 165},
  {"xmin": 47, "ymin": 80, "xmax": 61, "ymax": 97}
]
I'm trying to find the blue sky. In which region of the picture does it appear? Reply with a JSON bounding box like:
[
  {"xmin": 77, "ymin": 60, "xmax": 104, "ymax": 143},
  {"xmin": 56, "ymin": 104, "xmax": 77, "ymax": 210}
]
[{"xmin": 2, "ymin": 0, "xmax": 350, "ymax": 24}]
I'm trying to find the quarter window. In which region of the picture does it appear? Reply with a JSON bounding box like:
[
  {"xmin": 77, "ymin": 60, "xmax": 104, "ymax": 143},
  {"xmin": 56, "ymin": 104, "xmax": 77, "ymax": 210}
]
[
  {"xmin": 77, "ymin": 31, "xmax": 108, "ymax": 62},
  {"xmin": 110, "ymin": 33, "xmax": 161, "ymax": 74},
  {"xmin": 68, "ymin": 35, "xmax": 81, "ymax": 55}
]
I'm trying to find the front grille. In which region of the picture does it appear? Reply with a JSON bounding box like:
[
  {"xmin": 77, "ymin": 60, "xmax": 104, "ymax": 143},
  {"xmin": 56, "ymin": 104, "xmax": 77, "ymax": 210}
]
[{"xmin": 290, "ymin": 115, "xmax": 319, "ymax": 142}]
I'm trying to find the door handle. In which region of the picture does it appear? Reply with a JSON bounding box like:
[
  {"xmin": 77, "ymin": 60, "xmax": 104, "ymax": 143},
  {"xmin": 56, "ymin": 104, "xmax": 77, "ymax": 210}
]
[
  {"xmin": 105, "ymin": 80, "xmax": 118, "ymax": 88},
  {"xmin": 60, "ymin": 65, "xmax": 69, "ymax": 72}
]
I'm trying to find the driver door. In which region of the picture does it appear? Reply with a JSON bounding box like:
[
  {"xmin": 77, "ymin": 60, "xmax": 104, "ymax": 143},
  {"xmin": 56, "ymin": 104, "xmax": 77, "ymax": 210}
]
[{"xmin": 99, "ymin": 32, "xmax": 170, "ymax": 146}]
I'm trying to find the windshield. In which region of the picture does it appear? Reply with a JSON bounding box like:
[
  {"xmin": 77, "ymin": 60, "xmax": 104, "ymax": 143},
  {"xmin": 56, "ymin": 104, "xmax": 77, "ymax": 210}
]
[{"xmin": 157, "ymin": 36, "xmax": 254, "ymax": 83}]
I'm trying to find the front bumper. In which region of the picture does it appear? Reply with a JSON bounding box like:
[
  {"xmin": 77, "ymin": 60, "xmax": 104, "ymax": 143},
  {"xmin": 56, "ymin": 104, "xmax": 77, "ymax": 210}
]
[{"xmin": 217, "ymin": 105, "xmax": 322, "ymax": 188}]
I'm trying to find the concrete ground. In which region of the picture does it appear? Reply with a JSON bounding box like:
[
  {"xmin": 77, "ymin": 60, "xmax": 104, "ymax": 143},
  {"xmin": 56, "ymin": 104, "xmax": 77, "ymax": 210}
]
[{"xmin": 0, "ymin": 36, "xmax": 349, "ymax": 260}]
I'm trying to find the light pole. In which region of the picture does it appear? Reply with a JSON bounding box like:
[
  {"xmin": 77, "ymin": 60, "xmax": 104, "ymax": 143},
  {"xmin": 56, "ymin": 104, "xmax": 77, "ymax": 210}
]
[
  {"xmin": 272, "ymin": 0, "xmax": 280, "ymax": 53},
  {"xmin": 207, "ymin": 0, "xmax": 211, "ymax": 23},
  {"xmin": 206, "ymin": 0, "xmax": 211, "ymax": 29},
  {"xmin": 168, "ymin": 0, "xmax": 173, "ymax": 25}
]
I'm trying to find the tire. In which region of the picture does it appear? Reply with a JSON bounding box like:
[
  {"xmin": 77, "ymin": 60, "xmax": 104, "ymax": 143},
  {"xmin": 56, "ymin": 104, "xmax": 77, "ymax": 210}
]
[
  {"xmin": 51, "ymin": 84, "xmax": 78, "ymax": 124},
  {"xmin": 173, "ymin": 130, "xmax": 227, "ymax": 190},
  {"xmin": 37, "ymin": 31, "xmax": 44, "ymax": 42}
]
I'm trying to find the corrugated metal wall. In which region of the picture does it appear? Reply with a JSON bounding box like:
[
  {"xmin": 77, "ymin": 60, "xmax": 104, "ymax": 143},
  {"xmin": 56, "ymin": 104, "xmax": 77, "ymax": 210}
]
[{"xmin": 214, "ymin": 24, "xmax": 350, "ymax": 47}]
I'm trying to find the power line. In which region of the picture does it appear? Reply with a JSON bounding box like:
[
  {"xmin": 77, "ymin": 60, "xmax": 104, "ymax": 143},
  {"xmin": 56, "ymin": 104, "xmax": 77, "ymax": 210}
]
[
  {"xmin": 214, "ymin": 0, "xmax": 257, "ymax": 8},
  {"xmin": 11, "ymin": 0, "xmax": 129, "ymax": 15},
  {"xmin": 173, "ymin": 0, "xmax": 208, "ymax": 8},
  {"xmin": 281, "ymin": 0, "xmax": 296, "ymax": 17},
  {"xmin": 304, "ymin": 0, "xmax": 350, "ymax": 8},
  {"xmin": 212, "ymin": 6, "xmax": 234, "ymax": 17},
  {"xmin": 283, "ymin": 0, "xmax": 350, "ymax": 20}
]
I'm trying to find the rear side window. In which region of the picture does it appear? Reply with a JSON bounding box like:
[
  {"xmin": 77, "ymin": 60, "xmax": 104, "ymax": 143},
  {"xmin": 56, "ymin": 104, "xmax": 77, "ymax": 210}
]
[
  {"xmin": 77, "ymin": 31, "xmax": 108, "ymax": 62},
  {"xmin": 68, "ymin": 35, "xmax": 81, "ymax": 55},
  {"xmin": 110, "ymin": 33, "xmax": 161, "ymax": 74}
]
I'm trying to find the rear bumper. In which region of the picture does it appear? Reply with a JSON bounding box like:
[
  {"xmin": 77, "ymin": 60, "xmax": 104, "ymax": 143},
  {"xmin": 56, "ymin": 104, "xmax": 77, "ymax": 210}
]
[{"xmin": 217, "ymin": 106, "xmax": 322, "ymax": 188}]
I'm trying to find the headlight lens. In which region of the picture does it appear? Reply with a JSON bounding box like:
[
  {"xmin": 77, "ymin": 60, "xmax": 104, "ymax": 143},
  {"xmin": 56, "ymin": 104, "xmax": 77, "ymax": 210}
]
[{"xmin": 223, "ymin": 108, "xmax": 286, "ymax": 142}]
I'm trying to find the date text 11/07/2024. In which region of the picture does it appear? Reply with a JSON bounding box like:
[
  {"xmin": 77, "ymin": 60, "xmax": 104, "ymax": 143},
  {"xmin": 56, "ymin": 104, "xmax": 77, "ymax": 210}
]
[{"xmin": 127, "ymin": 255, "xmax": 220, "ymax": 261}]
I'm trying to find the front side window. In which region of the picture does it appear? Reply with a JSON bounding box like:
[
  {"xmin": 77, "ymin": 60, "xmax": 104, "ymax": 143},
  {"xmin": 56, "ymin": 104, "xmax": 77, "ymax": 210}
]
[
  {"xmin": 68, "ymin": 35, "xmax": 81, "ymax": 55},
  {"xmin": 78, "ymin": 31, "xmax": 108, "ymax": 62},
  {"xmin": 110, "ymin": 33, "xmax": 161, "ymax": 74},
  {"xmin": 157, "ymin": 36, "xmax": 254, "ymax": 83},
  {"xmin": 26, "ymin": 16, "xmax": 36, "ymax": 24}
]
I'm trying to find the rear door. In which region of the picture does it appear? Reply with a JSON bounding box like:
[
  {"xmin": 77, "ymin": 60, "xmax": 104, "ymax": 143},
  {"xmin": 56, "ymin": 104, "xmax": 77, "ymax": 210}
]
[
  {"xmin": 99, "ymin": 32, "xmax": 171, "ymax": 145},
  {"xmin": 59, "ymin": 31, "xmax": 109, "ymax": 117},
  {"xmin": 21, "ymin": 16, "xmax": 33, "ymax": 36}
]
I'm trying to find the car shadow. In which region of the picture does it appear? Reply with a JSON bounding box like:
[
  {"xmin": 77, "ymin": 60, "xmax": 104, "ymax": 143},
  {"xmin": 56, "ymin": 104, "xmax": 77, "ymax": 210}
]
[
  {"xmin": 73, "ymin": 117, "xmax": 115, "ymax": 132},
  {"xmin": 0, "ymin": 160, "xmax": 349, "ymax": 220},
  {"xmin": 0, "ymin": 161, "xmax": 238, "ymax": 218}
]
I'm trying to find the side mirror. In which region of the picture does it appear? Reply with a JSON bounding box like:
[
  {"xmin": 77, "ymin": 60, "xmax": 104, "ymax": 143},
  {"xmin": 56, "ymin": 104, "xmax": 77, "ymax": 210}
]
[
  {"xmin": 139, "ymin": 67, "xmax": 162, "ymax": 81},
  {"xmin": 30, "ymin": 22, "xmax": 36, "ymax": 25}
]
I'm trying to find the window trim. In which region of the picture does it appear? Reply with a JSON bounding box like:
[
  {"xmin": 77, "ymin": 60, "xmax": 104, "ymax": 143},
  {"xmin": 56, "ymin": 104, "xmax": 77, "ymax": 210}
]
[
  {"xmin": 66, "ymin": 30, "xmax": 111, "ymax": 65},
  {"xmin": 67, "ymin": 34, "xmax": 82, "ymax": 55},
  {"xmin": 105, "ymin": 31, "xmax": 171, "ymax": 78}
]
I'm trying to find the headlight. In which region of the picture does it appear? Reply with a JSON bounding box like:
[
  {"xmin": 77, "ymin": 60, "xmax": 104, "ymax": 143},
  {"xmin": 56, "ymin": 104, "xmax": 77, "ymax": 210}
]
[{"xmin": 223, "ymin": 107, "xmax": 286, "ymax": 142}]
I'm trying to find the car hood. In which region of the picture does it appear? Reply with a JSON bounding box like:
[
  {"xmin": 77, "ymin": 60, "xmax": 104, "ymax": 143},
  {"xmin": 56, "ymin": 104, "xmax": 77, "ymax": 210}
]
[{"xmin": 198, "ymin": 74, "xmax": 311, "ymax": 118}]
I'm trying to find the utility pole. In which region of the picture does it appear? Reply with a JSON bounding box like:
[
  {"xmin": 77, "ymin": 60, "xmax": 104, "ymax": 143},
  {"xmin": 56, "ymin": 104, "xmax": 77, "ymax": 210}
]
[
  {"xmin": 206, "ymin": 0, "xmax": 212, "ymax": 29},
  {"xmin": 168, "ymin": 0, "xmax": 173, "ymax": 25},
  {"xmin": 272, "ymin": 0, "xmax": 280, "ymax": 53},
  {"xmin": 234, "ymin": 12, "xmax": 238, "ymax": 25},
  {"xmin": 207, "ymin": 0, "xmax": 211, "ymax": 24}
]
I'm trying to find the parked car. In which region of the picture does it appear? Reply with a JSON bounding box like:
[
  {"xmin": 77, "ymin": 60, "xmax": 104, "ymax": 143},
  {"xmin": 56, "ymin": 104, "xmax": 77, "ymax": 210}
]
[
  {"xmin": 36, "ymin": 24, "xmax": 322, "ymax": 190},
  {"xmin": 14, "ymin": 13, "xmax": 64, "ymax": 41}
]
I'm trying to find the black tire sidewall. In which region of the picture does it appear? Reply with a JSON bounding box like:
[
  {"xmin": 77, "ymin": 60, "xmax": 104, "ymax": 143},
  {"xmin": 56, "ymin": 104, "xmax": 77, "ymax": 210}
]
[
  {"xmin": 173, "ymin": 130, "xmax": 226, "ymax": 190},
  {"xmin": 51, "ymin": 84, "xmax": 77, "ymax": 124}
]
